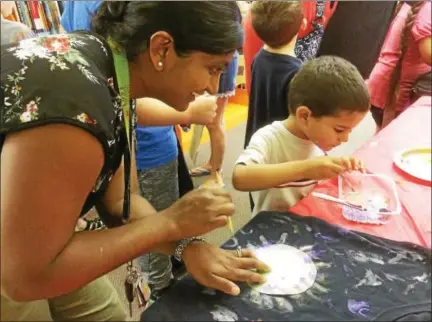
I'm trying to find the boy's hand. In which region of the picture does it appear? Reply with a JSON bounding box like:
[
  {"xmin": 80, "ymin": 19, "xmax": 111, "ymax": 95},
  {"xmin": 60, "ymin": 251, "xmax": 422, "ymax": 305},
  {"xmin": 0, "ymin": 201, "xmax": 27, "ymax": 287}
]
[
  {"xmin": 306, "ymin": 156, "xmax": 365, "ymax": 180},
  {"xmin": 339, "ymin": 156, "xmax": 365, "ymax": 173}
]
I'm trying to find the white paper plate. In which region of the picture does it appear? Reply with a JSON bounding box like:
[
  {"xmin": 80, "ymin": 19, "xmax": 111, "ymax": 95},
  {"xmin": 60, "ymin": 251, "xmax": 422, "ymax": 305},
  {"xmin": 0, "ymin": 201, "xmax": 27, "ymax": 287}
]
[
  {"xmin": 394, "ymin": 148, "xmax": 432, "ymax": 182},
  {"xmin": 248, "ymin": 244, "xmax": 317, "ymax": 295}
]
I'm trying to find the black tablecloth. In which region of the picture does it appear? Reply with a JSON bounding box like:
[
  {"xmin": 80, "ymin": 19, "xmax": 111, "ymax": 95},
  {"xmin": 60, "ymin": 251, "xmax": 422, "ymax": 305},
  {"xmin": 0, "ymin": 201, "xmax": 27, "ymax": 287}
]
[{"xmin": 141, "ymin": 212, "xmax": 431, "ymax": 321}]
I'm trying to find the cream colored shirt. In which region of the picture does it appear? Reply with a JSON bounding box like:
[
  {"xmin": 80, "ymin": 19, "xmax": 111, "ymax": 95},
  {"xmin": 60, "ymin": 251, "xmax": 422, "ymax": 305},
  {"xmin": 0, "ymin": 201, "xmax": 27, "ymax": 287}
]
[{"xmin": 236, "ymin": 121, "xmax": 324, "ymax": 216}]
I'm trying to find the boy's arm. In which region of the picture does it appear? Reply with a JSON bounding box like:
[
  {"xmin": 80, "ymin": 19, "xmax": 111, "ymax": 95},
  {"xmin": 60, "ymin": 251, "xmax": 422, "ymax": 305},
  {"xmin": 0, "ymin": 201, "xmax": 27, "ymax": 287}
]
[
  {"xmin": 232, "ymin": 130, "xmax": 312, "ymax": 191},
  {"xmin": 233, "ymin": 161, "xmax": 312, "ymax": 191},
  {"xmin": 232, "ymin": 130, "xmax": 356, "ymax": 191}
]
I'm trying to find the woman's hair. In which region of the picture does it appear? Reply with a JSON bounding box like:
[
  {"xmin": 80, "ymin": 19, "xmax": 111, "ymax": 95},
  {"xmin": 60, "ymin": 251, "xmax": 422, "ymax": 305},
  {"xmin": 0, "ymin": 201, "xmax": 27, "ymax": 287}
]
[
  {"xmin": 91, "ymin": 1, "xmax": 243, "ymax": 61},
  {"xmin": 386, "ymin": 1, "xmax": 424, "ymax": 108}
]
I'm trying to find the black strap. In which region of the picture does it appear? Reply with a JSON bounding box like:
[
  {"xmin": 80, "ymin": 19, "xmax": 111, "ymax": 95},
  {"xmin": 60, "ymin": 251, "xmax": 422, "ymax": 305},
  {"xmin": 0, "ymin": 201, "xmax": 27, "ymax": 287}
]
[{"xmin": 122, "ymin": 99, "xmax": 134, "ymax": 222}]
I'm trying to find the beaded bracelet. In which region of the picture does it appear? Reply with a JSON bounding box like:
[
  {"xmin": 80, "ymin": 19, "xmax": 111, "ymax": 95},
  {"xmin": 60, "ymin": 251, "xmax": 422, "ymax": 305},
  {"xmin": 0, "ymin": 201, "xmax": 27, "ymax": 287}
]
[{"xmin": 173, "ymin": 237, "xmax": 206, "ymax": 262}]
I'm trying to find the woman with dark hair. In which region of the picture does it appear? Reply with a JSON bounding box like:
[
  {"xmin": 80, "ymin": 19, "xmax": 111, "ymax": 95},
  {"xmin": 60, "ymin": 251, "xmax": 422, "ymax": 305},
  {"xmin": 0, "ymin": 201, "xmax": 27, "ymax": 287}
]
[{"xmin": 0, "ymin": 2, "xmax": 269, "ymax": 321}]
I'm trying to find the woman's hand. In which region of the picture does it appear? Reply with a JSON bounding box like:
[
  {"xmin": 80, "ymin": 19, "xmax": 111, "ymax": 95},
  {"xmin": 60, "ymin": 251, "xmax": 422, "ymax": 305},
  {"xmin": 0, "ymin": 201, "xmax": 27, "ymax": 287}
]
[
  {"xmin": 162, "ymin": 186, "xmax": 235, "ymax": 240},
  {"xmin": 182, "ymin": 242, "xmax": 271, "ymax": 296}
]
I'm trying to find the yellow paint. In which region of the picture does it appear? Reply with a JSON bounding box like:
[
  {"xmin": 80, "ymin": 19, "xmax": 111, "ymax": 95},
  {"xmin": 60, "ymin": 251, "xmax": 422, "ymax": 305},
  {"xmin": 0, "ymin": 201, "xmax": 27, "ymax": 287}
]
[
  {"xmin": 181, "ymin": 103, "xmax": 248, "ymax": 153},
  {"xmin": 215, "ymin": 171, "xmax": 234, "ymax": 235}
]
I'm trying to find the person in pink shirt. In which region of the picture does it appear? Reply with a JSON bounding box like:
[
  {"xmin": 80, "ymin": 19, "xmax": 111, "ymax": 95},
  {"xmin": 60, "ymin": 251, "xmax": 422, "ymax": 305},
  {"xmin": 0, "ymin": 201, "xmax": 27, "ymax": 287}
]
[{"xmin": 367, "ymin": 1, "xmax": 431, "ymax": 129}]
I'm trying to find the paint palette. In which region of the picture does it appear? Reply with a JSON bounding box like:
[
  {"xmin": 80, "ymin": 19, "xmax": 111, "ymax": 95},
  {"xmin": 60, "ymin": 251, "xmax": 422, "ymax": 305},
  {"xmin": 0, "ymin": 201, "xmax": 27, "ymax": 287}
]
[
  {"xmin": 394, "ymin": 147, "xmax": 432, "ymax": 183},
  {"xmin": 248, "ymin": 244, "xmax": 317, "ymax": 296},
  {"xmin": 338, "ymin": 172, "xmax": 401, "ymax": 224}
]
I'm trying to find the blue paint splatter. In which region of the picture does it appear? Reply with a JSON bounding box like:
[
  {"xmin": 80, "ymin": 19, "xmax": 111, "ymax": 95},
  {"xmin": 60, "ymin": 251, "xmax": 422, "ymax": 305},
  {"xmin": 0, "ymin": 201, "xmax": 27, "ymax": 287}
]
[
  {"xmin": 308, "ymin": 246, "xmax": 327, "ymax": 259},
  {"xmin": 314, "ymin": 232, "xmax": 339, "ymax": 242},
  {"xmin": 347, "ymin": 299, "xmax": 370, "ymax": 318},
  {"xmin": 337, "ymin": 227, "xmax": 352, "ymax": 236}
]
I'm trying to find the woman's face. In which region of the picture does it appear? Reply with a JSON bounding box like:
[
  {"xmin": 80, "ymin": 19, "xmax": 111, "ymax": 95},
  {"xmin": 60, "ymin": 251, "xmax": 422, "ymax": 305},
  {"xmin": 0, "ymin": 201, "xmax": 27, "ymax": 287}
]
[{"xmin": 131, "ymin": 32, "xmax": 235, "ymax": 111}]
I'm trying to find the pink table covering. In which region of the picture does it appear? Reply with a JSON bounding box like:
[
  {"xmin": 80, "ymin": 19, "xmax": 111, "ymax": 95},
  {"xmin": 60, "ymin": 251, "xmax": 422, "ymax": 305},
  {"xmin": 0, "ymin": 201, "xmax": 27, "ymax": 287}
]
[{"xmin": 290, "ymin": 96, "xmax": 432, "ymax": 248}]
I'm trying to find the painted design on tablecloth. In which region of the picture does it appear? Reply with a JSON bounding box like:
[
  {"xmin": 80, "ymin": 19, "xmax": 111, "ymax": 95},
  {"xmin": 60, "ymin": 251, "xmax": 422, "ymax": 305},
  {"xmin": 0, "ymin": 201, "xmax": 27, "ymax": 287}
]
[
  {"xmin": 199, "ymin": 214, "xmax": 428, "ymax": 321},
  {"xmin": 277, "ymin": 232, "xmax": 288, "ymax": 244},
  {"xmin": 271, "ymin": 217, "xmax": 293, "ymax": 226},
  {"xmin": 343, "ymin": 264, "xmax": 355, "ymax": 276},
  {"xmin": 259, "ymin": 235, "xmax": 269, "ymax": 246},
  {"xmin": 210, "ymin": 305, "xmax": 238, "ymax": 321},
  {"xmin": 388, "ymin": 252, "xmax": 407, "ymax": 264},
  {"xmin": 239, "ymin": 228, "xmax": 254, "ymax": 235},
  {"xmin": 337, "ymin": 226, "xmax": 352, "ymax": 236},
  {"xmin": 347, "ymin": 299, "xmax": 371, "ymax": 318},
  {"xmin": 407, "ymin": 251, "xmax": 426, "ymax": 263},
  {"xmin": 314, "ymin": 232, "xmax": 339, "ymax": 242},
  {"xmin": 257, "ymin": 223, "xmax": 269, "ymax": 230},
  {"xmin": 307, "ymin": 245, "xmax": 327, "ymax": 260},
  {"xmin": 202, "ymin": 288, "xmax": 217, "ymax": 296},
  {"xmin": 346, "ymin": 250, "xmax": 385, "ymax": 265},
  {"xmin": 242, "ymin": 289, "xmax": 294, "ymax": 313},
  {"xmin": 384, "ymin": 273, "xmax": 406, "ymax": 282},
  {"xmin": 355, "ymin": 269, "xmax": 383, "ymax": 288},
  {"xmin": 223, "ymin": 237, "xmax": 240, "ymax": 249},
  {"xmin": 404, "ymin": 273, "xmax": 431, "ymax": 295}
]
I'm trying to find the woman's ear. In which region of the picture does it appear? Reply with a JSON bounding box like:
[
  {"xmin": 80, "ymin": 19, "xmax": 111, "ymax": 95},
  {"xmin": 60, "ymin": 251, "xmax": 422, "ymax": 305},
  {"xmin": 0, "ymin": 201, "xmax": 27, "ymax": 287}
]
[{"xmin": 148, "ymin": 31, "xmax": 175, "ymax": 71}]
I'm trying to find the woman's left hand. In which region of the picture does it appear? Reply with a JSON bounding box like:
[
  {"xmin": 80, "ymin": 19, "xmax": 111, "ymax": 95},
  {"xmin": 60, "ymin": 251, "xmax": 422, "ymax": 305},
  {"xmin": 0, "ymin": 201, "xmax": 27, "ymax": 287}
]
[{"xmin": 182, "ymin": 242, "xmax": 271, "ymax": 296}]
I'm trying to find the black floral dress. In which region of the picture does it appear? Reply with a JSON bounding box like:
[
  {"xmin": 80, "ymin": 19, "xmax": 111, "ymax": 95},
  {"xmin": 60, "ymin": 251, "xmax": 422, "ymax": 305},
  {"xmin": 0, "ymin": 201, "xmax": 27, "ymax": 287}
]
[{"xmin": 0, "ymin": 32, "xmax": 136, "ymax": 216}]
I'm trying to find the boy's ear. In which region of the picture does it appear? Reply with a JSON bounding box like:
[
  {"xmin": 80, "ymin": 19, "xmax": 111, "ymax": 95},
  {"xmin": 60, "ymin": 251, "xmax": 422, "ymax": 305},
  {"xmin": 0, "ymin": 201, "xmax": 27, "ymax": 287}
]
[
  {"xmin": 296, "ymin": 105, "xmax": 313, "ymax": 122},
  {"xmin": 301, "ymin": 18, "xmax": 308, "ymax": 31}
]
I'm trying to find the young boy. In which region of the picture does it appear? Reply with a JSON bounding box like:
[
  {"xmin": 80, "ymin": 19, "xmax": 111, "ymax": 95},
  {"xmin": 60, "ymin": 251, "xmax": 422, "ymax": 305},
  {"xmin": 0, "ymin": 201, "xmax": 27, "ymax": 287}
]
[
  {"xmin": 233, "ymin": 56, "xmax": 370, "ymax": 216},
  {"xmin": 244, "ymin": 1, "xmax": 305, "ymax": 148}
]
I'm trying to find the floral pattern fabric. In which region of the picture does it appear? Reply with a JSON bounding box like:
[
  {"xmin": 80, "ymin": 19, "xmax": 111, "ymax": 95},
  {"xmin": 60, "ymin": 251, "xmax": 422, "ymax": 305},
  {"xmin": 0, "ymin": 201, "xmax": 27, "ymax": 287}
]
[{"xmin": 1, "ymin": 32, "xmax": 136, "ymax": 215}]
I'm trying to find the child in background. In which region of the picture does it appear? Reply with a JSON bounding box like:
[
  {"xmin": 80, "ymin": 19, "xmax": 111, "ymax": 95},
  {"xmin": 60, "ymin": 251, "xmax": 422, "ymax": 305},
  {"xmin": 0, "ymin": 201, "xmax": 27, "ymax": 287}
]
[
  {"xmin": 244, "ymin": 1, "xmax": 305, "ymax": 149},
  {"xmin": 367, "ymin": 1, "xmax": 431, "ymax": 129},
  {"xmin": 189, "ymin": 53, "xmax": 239, "ymax": 179},
  {"xmin": 243, "ymin": 1, "xmax": 338, "ymax": 95},
  {"xmin": 233, "ymin": 56, "xmax": 370, "ymax": 216}
]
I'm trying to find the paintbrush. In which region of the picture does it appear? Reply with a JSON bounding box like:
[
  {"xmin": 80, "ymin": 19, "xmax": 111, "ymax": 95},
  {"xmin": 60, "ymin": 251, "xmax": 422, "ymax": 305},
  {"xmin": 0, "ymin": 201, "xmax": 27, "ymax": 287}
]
[
  {"xmin": 340, "ymin": 173, "xmax": 357, "ymax": 192},
  {"xmin": 215, "ymin": 171, "xmax": 234, "ymax": 234}
]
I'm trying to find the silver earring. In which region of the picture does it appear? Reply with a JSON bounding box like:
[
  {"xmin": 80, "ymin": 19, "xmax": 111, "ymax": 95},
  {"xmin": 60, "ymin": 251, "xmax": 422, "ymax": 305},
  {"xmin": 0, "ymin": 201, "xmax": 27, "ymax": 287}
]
[{"xmin": 157, "ymin": 61, "xmax": 163, "ymax": 68}]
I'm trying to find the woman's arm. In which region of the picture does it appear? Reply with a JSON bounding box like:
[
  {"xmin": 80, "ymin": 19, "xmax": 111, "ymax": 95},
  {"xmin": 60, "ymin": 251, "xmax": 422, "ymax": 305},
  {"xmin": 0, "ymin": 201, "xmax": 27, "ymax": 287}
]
[
  {"xmin": 418, "ymin": 37, "xmax": 431, "ymax": 65},
  {"xmin": 136, "ymin": 96, "xmax": 216, "ymax": 126},
  {"xmin": 0, "ymin": 124, "xmax": 230, "ymax": 301}
]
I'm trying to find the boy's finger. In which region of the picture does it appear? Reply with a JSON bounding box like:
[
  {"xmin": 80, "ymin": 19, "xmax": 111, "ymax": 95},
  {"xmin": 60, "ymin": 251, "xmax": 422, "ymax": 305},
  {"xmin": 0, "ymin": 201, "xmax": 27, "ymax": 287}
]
[{"xmin": 341, "ymin": 157, "xmax": 353, "ymax": 171}]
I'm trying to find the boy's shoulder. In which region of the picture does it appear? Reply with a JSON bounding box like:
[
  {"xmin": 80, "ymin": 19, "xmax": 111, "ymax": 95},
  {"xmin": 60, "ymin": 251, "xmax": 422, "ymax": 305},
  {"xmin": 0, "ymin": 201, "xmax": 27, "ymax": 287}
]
[
  {"xmin": 252, "ymin": 50, "xmax": 301, "ymax": 83},
  {"xmin": 254, "ymin": 49, "xmax": 302, "ymax": 68},
  {"xmin": 251, "ymin": 121, "xmax": 287, "ymax": 143}
]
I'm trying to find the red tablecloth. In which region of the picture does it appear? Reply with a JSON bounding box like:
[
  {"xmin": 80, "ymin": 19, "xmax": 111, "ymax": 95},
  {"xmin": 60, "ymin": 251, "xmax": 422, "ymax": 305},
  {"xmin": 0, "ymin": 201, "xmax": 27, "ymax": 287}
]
[{"xmin": 290, "ymin": 96, "xmax": 432, "ymax": 248}]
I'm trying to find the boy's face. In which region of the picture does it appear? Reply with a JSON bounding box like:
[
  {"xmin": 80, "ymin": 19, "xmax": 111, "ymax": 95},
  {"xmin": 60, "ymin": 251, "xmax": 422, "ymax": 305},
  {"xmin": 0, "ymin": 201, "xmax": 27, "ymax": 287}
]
[{"xmin": 298, "ymin": 107, "xmax": 368, "ymax": 152}]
